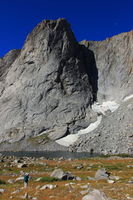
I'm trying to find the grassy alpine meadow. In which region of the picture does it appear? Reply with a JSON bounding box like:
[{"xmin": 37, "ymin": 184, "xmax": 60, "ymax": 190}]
[{"xmin": 0, "ymin": 155, "xmax": 133, "ymax": 200}]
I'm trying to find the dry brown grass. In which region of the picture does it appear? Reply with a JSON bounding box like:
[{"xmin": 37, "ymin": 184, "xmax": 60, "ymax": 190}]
[{"xmin": 0, "ymin": 157, "xmax": 133, "ymax": 200}]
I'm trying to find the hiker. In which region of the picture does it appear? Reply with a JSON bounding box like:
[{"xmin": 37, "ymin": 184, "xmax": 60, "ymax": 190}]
[{"xmin": 24, "ymin": 173, "xmax": 29, "ymax": 188}]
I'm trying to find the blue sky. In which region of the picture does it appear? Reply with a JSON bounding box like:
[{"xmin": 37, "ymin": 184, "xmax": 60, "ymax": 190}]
[{"xmin": 0, "ymin": 0, "xmax": 133, "ymax": 57}]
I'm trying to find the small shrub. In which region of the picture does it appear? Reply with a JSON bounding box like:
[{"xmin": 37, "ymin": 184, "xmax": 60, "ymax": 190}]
[
  {"xmin": 0, "ymin": 179, "xmax": 6, "ymax": 184},
  {"xmin": 39, "ymin": 177, "xmax": 59, "ymax": 182}
]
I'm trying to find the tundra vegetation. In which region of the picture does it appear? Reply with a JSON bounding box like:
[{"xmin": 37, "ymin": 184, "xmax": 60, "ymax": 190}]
[{"xmin": 0, "ymin": 155, "xmax": 133, "ymax": 200}]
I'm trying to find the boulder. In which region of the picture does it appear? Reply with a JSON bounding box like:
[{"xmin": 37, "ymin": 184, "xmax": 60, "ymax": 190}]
[
  {"xmin": 107, "ymin": 180, "xmax": 115, "ymax": 184},
  {"xmin": 0, "ymin": 189, "xmax": 5, "ymax": 193},
  {"xmin": 17, "ymin": 163, "xmax": 27, "ymax": 168},
  {"xmin": 128, "ymin": 180, "xmax": 133, "ymax": 184},
  {"xmin": 95, "ymin": 168, "xmax": 110, "ymax": 180},
  {"xmin": 75, "ymin": 164, "xmax": 84, "ymax": 170},
  {"xmin": 11, "ymin": 189, "xmax": 21, "ymax": 194},
  {"xmin": 75, "ymin": 176, "xmax": 82, "ymax": 181},
  {"xmin": 50, "ymin": 168, "xmax": 76, "ymax": 180},
  {"xmin": 127, "ymin": 165, "xmax": 133, "ymax": 168},
  {"xmin": 15, "ymin": 177, "xmax": 24, "ymax": 182},
  {"xmin": 40, "ymin": 184, "xmax": 57, "ymax": 190},
  {"xmin": 80, "ymin": 184, "xmax": 90, "ymax": 189},
  {"xmin": 14, "ymin": 159, "xmax": 23, "ymax": 164},
  {"xmin": 50, "ymin": 169, "xmax": 64, "ymax": 179},
  {"xmin": 82, "ymin": 189, "xmax": 114, "ymax": 200},
  {"xmin": 109, "ymin": 175, "xmax": 120, "ymax": 181},
  {"xmin": 8, "ymin": 179, "xmax": 15, "ymax": 184}
]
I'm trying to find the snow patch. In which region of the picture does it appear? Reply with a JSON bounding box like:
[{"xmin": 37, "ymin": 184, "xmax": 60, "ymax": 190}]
[
  {"xmin": 56, "ymin": 100, "xmax": 120, "ymax": 147},
  {"xmin": 78, "ymin": 116, "xmax": 102, "ymax": 135},
  {"xmin": 123, "ymin": 94, "xmax": 133, "ymax": 102},
  {"xmin": 56, "ymin": 116, "xmax": 102, "ymax": 147},
  {"xmin": 55, "ymin": 134, "xmax": 78, "ymax": 147},
  {"xmin": 92, "ymin": 101, "xmax": 119, "ymax": 115}
]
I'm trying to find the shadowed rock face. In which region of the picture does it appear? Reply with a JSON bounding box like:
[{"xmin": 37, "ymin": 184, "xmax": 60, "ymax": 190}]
[{"xmin": 0, "ymin": 18, "xmax": 95, "ymax": 148}]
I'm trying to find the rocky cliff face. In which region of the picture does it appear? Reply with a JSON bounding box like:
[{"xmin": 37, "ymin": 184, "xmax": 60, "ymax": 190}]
[
  {"xmin": 71, "ymin": 31, "xmax": 133, "ymax": 154},
  {"xmin": 0, "ymin": 19, "xmax": 132, "ymax": 154},
  {"xmin": 0, "ymin": 19, "xmax": 96, "ymax": 150},
  {"xmin": 88, "ymin": 31, "xmax": 133, "ymax": 102}
]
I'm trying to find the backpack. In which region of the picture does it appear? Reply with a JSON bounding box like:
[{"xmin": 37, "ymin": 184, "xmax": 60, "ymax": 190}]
[{"xmin": 24, "ymin": 175, "xmax": 29, "ymax": 183}]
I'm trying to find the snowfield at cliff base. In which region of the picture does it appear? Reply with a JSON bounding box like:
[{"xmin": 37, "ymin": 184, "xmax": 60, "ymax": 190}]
[{"xmin": 56, "ymin": 94, "xmax": 133, "ymax": 147}]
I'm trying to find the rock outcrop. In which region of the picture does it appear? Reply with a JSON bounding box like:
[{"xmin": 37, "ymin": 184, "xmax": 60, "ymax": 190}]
[
  {"xmin": 0, "ymin": 18, "xmax": 132, "ymax": 154},
  {"xmin": 0, "ymin": 18, "xmax": 96, "ymax": 150}
]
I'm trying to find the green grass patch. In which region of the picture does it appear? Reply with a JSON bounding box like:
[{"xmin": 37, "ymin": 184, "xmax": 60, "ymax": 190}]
[
  {"xmin": 1, "ymin": 167, "xmax": 20, "ymax": 174},
  {"xmin": 105, "ymin": 163, "xmax": 125, "ymax": 170},
  {"xmin": 99, "ymin": 154, "xmax": 132, "ymax": 158},
  {"xmin": 115, "ymin": 154, "xmax": 131, "ymax": 158},
  {"xmin": 88, "ymin": 164, "xmax": 103, "ymax": 170}
]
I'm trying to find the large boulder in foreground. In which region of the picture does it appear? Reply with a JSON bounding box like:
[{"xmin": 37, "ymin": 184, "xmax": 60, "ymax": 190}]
[
  {"xmin": 82, "ymin": 189, "xmax": 114, "ymax": 200},
  {"xmin": 0, "ymin": 18, "xmax": 94, "ymax": 150}
]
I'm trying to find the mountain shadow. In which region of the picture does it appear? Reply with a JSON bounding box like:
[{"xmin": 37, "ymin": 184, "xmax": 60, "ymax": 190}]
[{"xmin": 80, "ymin": 44, "xmax": 98, "ymax": 102}]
